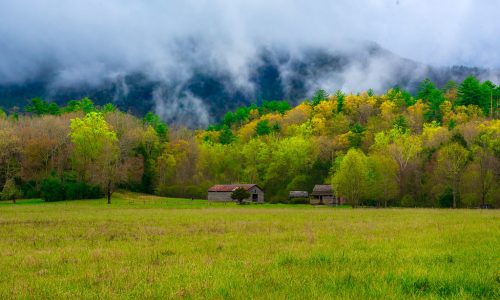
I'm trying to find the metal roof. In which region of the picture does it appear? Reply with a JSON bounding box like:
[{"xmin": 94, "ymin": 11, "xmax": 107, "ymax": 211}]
[
  {"xmin": 208, "ymin": 184, "xmax": 258, "ymax": 192},
  {"xmin": 289, "ymin": 191, "xmax": 309, "ymax": 198},
  {"xmin": 311, "ymin": 184, "xmax": 333, "ymax": 195}
]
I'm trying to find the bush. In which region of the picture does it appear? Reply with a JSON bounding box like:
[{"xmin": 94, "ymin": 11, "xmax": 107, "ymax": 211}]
[
  {"xmin": 40, "ymin": 177, "xmax": 65, "ymax": 202},
  {"xmin": 21, "ymin": 181, "xmax": 40, "ymax": 199},
  {"xmin": 438, "ymin": 187, "xmax": 453, "ymax": 208},
  {"xmin": 155, "ymin": 184, "xmax": 207, "ymax": 199},
  {"xmin": 40, "ymin": 177, "xmax": 103, "ymax": 202},
  {"xmin": 400, "ymin": 194, "xmax": 416, "ymax": 207},
  {"xmin": 184, "ymin": 185, "xmax": 206, "ymax": 199},
  {"xmin": 65, "ymin": 182, "xmax": 102, "ymax": 200},
  {"xmin": 288, "ymin": 197, "xmax": 310, "ymax": 204},
  {"xmin": 268, "ymin": 196, "xmax": 282, "ymax": 204},
  {"xmin": 360, "ymin": 199, "xmax": 378, "ymax": 207}
]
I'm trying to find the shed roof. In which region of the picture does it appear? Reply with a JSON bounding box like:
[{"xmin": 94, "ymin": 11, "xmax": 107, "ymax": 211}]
[
  {"xmin": 289, "ymin": 191, "xmax": 309, "ymax": 198},
  {"xmin": 311, "ymin": 184, "xmax": 333, "ymax": 195},
  {"xmin": 208, "ymin": 184, "xmax": 258, "ymax": 192}
]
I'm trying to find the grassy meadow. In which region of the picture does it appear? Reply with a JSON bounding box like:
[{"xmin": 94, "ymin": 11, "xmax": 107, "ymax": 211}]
[{"xmin": 0, "ymin": 193, "xmax": 499, "ymax": 299}]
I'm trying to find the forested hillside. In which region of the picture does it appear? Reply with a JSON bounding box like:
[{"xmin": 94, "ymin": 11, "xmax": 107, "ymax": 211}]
[
  {"xmin": 1, "ymin": 44, "xmax": 498, "ymax": 127},
  {"xmin": 0, "ymin": 76, "xmax": 499, "ymax": 207}
]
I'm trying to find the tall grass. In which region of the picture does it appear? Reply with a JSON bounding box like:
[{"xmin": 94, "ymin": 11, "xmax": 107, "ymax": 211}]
[{"xmin": 0, "ymin": 194, "xmax": 498, "ymax": 299}]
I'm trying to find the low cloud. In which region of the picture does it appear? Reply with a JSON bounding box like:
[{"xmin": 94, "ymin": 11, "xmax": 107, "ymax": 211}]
[{"xmin": 0, "ymin": 0, "xmax": 499, "ymax": 125}]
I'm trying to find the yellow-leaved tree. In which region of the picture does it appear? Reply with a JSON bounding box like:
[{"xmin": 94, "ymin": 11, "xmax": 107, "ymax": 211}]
[{"xmin": 70, "ymin": 112, "xmax": 121, "ymax": 204}]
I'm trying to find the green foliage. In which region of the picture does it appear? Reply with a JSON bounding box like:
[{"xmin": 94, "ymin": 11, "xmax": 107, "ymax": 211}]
[
  {"xmin": 2, "ymin": 76, "xmax": 498, "ymax": 207},
  {"xmin": 138, "ymin": 126, "xmax": 161, "ymax": 194},
  {"xmin": 438, "ymin": 187, "xmax": 453, "ymax": 208},
  {"xmin": 288, "ymin": 197, "xmax": 310, "ymax": 204},
  {"xmin": 348, "ymin": 123, "xmax": 365, "ymax": 148},
  {"xmin": 390, "ymin": 87, "xmax": 415, "ymax": 107},
  {"xmin": 222, "ymin": 112, "xmax": 235, "ymax": 127},
  {"xmin": 255, "ymin": 120, "xmax": 271, "ymax": 136},
  {"xmin": 437, "ymin": 142, "xmax": 470, "ymax": 208},
  {"xmin": 0, "ymin": 107, "xmax": 6, "ymax": 119},
  {"xmin": 221, "ymin": 101, "xmax": 290, "ymax": 128},
  {"xmin": 417, "ymin": 79, "xmax": 445, "ymax": 122},
  {"xmin": 70, "ymin": 112, "xmax": 118, "ymax": 167},
  {"xmin": 40, "ymin": 177, "xmax": 65, "ymax": 202},
  {"xmin": 63, "ymin": 97, "xmax": 95, "ymax": 114},
  {"xmin": 231, "ymin": 187, "xmax": 251, "ymax": 204},
  {"xmin": 70, "ymin": 112, "xmax": 120, "ymax": 203},
  {"xmin": 102, "ymin": 103, "xmax": 117, "ymax": 113},
  {"xmin": 400, "ymin": 194, "xmax": 416, "ymax": 207},
  {"xmin": 393, "ymin": 115, "xmax": 409, "ymax": 132},
  {"xmin": 457, "ymin": 75, "xmax": 490, "ymax": 114},
  {"xmin": 40, "ymin": 177, "xmax": 102, "ymax": 202},
  {"xmin": 332, "ymin": 148, "xmax": 369, "ymax": 207},
  {"xmin": 155, "ymin": 184, "xmax": 206, "ymax": 199},
  {"xmin": 25, "ymin": 98, "xmax": 61, "ymax": 116},
  {"xmin": 20, "ymin": 181, "xmax": 38, "ymax": 199},
  {"xmin": 219, "ymin": 126, "xmax": 235, "ymax": 144},
  {"xmin": 367, "ymin": 155, "xmax": 399, "ymax": 207},
  {"xmin": 143, "ymin": 112, "xmax": 168, "ymax": 141},
  {"xmin": 264, "ymin": 136, "xmax": 313, "ymax": 198},
  {"xmin": 259, "ymin": 100, "xmax": 291, "ymax": 115},
  {"xmin": 1, "ymin": 178, "xmax": 21, "ymax": 202},
  {"xmin": 312, "ymin": 89, "xmax": 328, "ymax": 106},
  {"xmin": 335, "ymin": 90, "xmax": 345, "ymax": 112}
]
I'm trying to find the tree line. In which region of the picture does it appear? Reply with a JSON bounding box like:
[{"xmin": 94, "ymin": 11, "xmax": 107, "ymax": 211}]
[{"xmin": 0, "ymin": 75, "xmax": 499, "ymax": 207}]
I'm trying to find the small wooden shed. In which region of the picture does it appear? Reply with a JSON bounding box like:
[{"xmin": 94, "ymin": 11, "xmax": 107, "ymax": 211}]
[
  {"xmin": 289, "ymin": 191, "xmax": 309, "ymax": 199},
  {"xmin": 310, "ymin": 185, "xmax": 335, "ymax": 205},
  {"xmin": 207, "ymin": 184, "xmax": 264, "ymax": 203}
]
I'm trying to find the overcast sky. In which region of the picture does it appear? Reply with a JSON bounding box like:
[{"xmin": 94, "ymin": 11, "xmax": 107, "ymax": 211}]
[{"xmin": 0, "ymin": 0, "xmax": 499, "ymax": 85}]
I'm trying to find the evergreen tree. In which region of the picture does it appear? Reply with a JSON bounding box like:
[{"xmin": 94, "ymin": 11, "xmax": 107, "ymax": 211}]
[
  {"xmin": 311, "ymin": 89, "xmax": 328, "ymax": 106},
  {"xmin": 255, "ymin": 120, "xmax": 271, "ymax": 136},
  {"xmin": 457, "ymin": 76, "xmax": 487, "ymax": 112},
  {"xmin": 417, "ymin": 79, "xmax": 445, "ymax": 122},
  {"xmin": 336, "ymin": 90, "xmax": 345, "ymax": 113},
  {"xmin": 219, "ymin": 126, "xmax": 235, "ymax": 145}
]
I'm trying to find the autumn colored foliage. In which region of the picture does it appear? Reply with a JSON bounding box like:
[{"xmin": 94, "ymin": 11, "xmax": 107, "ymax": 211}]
[{"xmin": 0, "ymin": 76, "xmax": 499, "ymax": 207}]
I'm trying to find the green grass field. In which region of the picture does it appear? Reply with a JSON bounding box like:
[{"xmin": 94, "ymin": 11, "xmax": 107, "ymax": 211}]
[{"xmin": 0, "ymin": 193, "xmax": 498, "ymax": 299}]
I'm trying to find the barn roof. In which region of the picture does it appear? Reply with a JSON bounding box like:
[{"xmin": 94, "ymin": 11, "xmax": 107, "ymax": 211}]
[
  {"xmin": 208, "ymin": 184, "xmax": 258, "ymax": 192},
  {"xmin": 289, "ymin": 191, "xmax": 309, "ymax": 198},
  {"xmin": 311, "ymin": 185, "xmax": 333, "ymax": 195}
]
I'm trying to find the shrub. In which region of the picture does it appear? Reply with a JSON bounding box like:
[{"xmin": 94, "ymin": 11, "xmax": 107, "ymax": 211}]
[
  {"xmin": 65, "ymin": 182, "xmax": 102, "ymax": 200},
  {"xmin": 156, "ymin": 184, "xmax": 207, "ymax": 199},
  {"xmin": 288, "ymin": 197, "xmax": 310, "ymax": 204},
  {"xmin": 268, "ymin": 196, "xmax": 282, "ymax": 204},
  {"xmin": 1, "ymin": 179, "xmax": 22, "ymax": 203},
  {"xmin": 40, "ymin": 177, "xmax": 102, "ymax": 202},
  {"xmin": 438, "ymin": 187, "xmax": 453, "ymax": 208},
  {"xmin": 184, "ymin": 185, "xmax": 206, "ymax": 199},
  {"xmin": 21, "ymin": 181, "xmax": 40, "ymax": 199},
  {"xmin": 40, "ymin": 177, "xmax": 65, "ymax": 202},
  {"xmin": 400, "ymin": 194, "xmax": 416, "ymax": 207}
]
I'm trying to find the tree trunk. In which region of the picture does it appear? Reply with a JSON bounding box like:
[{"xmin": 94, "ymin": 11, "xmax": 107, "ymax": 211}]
[
  {"xmin": 452, "ymin": 186, "xmax": 457, "ymax": 209},
  {"xmin": 107, "ymin": 180, "xmax": 111, "ymax": 205}
]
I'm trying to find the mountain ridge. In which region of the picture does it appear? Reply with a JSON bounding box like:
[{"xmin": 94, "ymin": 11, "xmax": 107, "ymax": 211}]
[{"xmin": 0, "ymin": 43, "xmax": 498, "ymax": 127}]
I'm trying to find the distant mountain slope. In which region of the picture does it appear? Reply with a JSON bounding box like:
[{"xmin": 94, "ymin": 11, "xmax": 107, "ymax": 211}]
[{"xmin": 0, "ymin": 43, "xmax": 498, "ymax": 127}]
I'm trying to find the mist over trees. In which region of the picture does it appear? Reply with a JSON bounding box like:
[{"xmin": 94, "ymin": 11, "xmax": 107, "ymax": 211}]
[{"xmin": 0, "ymin": 76, "xmax": 499, "ymax": 207}]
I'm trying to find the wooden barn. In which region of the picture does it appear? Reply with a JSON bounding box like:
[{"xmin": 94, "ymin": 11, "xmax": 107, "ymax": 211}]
[
  {"xmin": 310, "ymin": 184, "xmax": 337, "ymax": 205},
  {"xmin": 207, "ymin": 184, "xmax": 264, "ymax": 203},
  {"xmin": 289, "ymin": 191, "xmax": 309, "ymax": 199}
]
